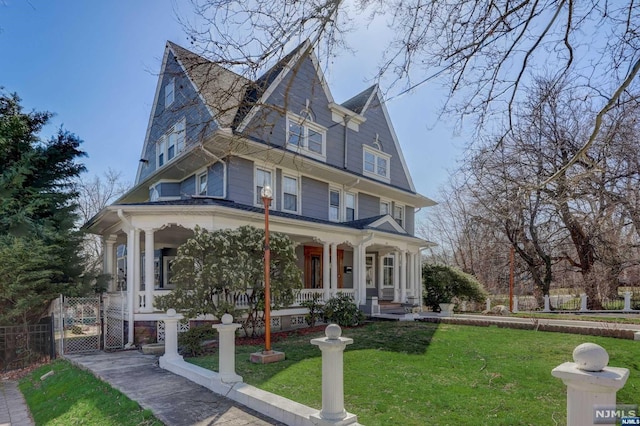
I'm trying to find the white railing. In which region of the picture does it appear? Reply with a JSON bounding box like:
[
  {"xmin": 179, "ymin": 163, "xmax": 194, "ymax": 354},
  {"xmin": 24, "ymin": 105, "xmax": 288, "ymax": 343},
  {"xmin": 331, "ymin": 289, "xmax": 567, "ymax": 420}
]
[{"xmin": 293, "ymin": 288, "xmax": 357, "ymax": 306}]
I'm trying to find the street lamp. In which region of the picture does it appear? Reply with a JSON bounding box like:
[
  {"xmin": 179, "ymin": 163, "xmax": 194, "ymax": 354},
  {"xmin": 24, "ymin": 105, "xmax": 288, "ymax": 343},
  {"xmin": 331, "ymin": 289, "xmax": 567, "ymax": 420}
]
[{"xmin": 261, "ymin": 184, "xmax": 273, "ymax": 353}]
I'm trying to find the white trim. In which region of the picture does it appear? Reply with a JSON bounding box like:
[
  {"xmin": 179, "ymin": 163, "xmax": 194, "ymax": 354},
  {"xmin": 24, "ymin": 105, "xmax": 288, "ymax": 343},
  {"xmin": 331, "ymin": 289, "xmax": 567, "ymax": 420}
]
[
  {"xmin": 328, "ymin": 186, "xmax": 341, "ymax": 222},
  {"xmin": 370, "ymin": 215, "xmax": 406, "ymax": 234},
  {"xmin": 285, "ymin": 113, "xmax": 327, "ymax": 162},
  {"xmin": 380, "ymin": 199, "xmax": 391, "ymax": 215},
  {"xmin": 281, "ymin": 173, "xmax": 300, "ymax": 214},
  {"xmin": 254, "ymin": 165, "xmax": 276, "ymax": 207},
  {"xmin": 393, "ymin": 204, "xmax": 405, "ymax": 228},
  {"xmin": 363, "ymin": 145, "xmax": 391, "ymax": 183},
  {"xmin": 196, "ymin": 168, "xmax": 208, "ymax": 196},
  {"xmin": 344, "ymin": 191, "xmax": 357, "ymax": 222},
  {"xmin": 156, "ymin": 117, "xmax": 186, "ymax": 170}
]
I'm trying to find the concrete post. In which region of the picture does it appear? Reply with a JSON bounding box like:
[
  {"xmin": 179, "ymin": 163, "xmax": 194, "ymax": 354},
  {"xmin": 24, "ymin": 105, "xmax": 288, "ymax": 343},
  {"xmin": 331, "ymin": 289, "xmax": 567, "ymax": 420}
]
[
  {"xmin": 580, "ymin": 294, "xmax": 588, "ymax": 312},
  {"xmin": 623, "ymin": 291, "xmax": 632, "ymax": 312},
  {"xmin": 159, "ymin": 309, "xmax": 184, "ymax": 364},
  {"xmin": 310, "ymin": 324, "xmax": 358, "ymax": 425},
  {"xmin": 213, "ymin": 313, "xmax": 242, "ymax": 383},
  {"xmin": 486, "ymin": 298, "xmax": 491, "ymax": 312},
  {"xmin": 543, "ymin": 295, "xmax": 551, "ymax": 312},
  {"xmin": 512, "ymin": 296, "xmax": 519, "ymax": 313},
  {"xmin": 552, "ymin": 343, "xmax": 629, "ymax": 426}
]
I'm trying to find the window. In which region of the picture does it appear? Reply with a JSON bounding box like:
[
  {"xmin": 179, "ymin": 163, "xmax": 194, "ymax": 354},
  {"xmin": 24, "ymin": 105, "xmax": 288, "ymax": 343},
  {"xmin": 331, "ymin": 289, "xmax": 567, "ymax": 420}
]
[
  {"xmin": 165, "ymin": 78, "xmax": 175, "ymax": 107},
  {"xmin": 255, "ymin": 168, "xmax": 273, "ymax": 205},
  {"xmin": 157, "ymin": 119, "xmax": 185, "ymax": 168},
  {"xmin": 363, "ymin": 146, "xmax": 391, "ymax": 182},
  {"xmin": 383, "ymin": 255, "xmax": 394, "ymax": 287},
  {"xmin": 380, "ymin": 200, "xmax": 390, "ymax": 215},
  {"xmin": 282, "ymin": 175, "xmax": 299, "ymax": 213},
  {"xmin": 286, "ymin": 114, "xmax": 326, "ymax": 160},
  {"xmin": 394, "ymin": 204, "xmax": 404, "ymax": 227},
  {"xmin": 197, "ymin": 171, "xmax": 207, "ymax": 195},
  {"xmin": 329, "ymin": 189, "xmax": 340, "ymax": 222},
  {"xmin": 345, "ymin": 192, "xmax": 356, "ymax": 221}
]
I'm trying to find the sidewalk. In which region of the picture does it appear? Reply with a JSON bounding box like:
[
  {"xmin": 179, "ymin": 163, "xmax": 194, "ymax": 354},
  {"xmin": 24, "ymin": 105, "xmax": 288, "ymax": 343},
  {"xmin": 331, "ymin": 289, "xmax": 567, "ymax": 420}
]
[
  {"xmin": 0, "ymin": 380, "xmax": 34, "ymax": 426},
  {"xmin": 66, "ymin": 350, "xmax": 285, "ymax": 426}
]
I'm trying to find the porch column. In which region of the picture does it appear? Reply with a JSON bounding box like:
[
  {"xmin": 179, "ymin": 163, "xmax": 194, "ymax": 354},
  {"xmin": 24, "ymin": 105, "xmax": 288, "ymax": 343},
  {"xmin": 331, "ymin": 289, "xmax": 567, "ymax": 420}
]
[
  {"xmin": 132, "ymin": 228, "xmax": 141, "ymax": 314},
  {"xmin": 142, "ymin": 228, "xmax": 156, "ymax": 313},
  {"xmin": 103, "ymin": 235, "xmax": 116, "ymax": 292},
  {"xmin": 126, "ymin": 227, "xmax": 136, "ymax": 347},
  {"xmin": 331, "ymin": 243, "xmax": 338, "ymax": 296},
  {"xmin": 400, "ymin": 250, "xmax": 407, "ymax": 303},
  {"xmin": 323, "ymin": 242, "xmax": 330, "ymax": 301},
  {"xmin": 393, "ymin": 252, "xmax": 400, "ymax": 302},
  {"xmin": 354, "ymin": 244, "xmax": 366, "ymax": 306},
  {"xmin": 416, "ymin": 251, "xmax": 423, "ymax": 308}
]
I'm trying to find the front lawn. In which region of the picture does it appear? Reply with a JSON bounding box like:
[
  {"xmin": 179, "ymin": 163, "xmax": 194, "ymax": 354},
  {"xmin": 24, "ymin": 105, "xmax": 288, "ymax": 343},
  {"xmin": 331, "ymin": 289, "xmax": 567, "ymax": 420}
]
[{"xmin": 189, "ymin": 322, "xmax": 639, "ymax": 426}]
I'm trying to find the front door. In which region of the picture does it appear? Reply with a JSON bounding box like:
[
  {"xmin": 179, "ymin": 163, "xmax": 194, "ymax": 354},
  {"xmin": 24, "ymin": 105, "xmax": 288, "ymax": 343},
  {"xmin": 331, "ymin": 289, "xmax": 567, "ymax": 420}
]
[{"xmin": 304, "ymin": 246, "xmax": 344, "ymax": 289}]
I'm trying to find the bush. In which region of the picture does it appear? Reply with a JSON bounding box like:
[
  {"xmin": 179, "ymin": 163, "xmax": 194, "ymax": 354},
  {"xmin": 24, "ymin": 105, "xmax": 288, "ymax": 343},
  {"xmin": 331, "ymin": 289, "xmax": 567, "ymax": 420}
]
[
  {"xmin": 301, "ymin": 293, "xmax": 324, "ymax": 327},
  {"xmin": 423, "ymin": 264, "xmax": 487, "ymax": 312},
  {"xmin": 178, "ymin": 324, "xmax": 217, "ymax": 356},
  {"xmin": 323, "ymin": 293, "xmax": 365, "ymax": 327}
]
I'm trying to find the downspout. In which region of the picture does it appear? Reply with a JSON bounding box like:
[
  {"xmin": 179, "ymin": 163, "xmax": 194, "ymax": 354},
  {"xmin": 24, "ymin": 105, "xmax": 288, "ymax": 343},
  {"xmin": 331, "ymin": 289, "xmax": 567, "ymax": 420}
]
[{"xmin": 117, "ymin": 209, "xmax": 136, "ymax": 349}]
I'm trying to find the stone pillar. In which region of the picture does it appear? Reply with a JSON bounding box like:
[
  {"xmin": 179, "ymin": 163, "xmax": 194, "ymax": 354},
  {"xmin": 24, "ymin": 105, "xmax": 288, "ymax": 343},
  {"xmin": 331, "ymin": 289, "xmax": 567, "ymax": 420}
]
[
  {"xmin": 213, "ymin": 314, "xmax": 242, "ymax": 383},
  {"xmin": 623, "ymin": 291, "xmax": 632, "ymax": 312},
  {"xmin": 543, "ymin": 295, "xmax": 551, "ymax": 312},
  {"xmin": 552, "ymin": 343, "xmax": 629, "ymax": 426},
  {"xmin": 310, "ymin": 324, "xmax": 358, "ymax": 425},
  {"xmin": 331, "ymin": 243, "xmax": 338, "ymax": 296},
  {"xmin": 512, "ymin": 295, "xmax": 519, "ymax": 313},
  {"xmin": 159, "ymin": 309, "xmax": 184, "ymax": 364},
  {"xmin": 142, "ymin": 228, "xmax": 155, "ymax": 313},
  {"xmin": 486, "ymin": 298, "xmax": 491, "ymax": 312},
  {"xmin": 400, "ymin": 251, "xmax": 407, "ymax": 303},
  {"xmin": 323, "ymin": 242, "xmax": 330, "ymax": 301},
  {"xmin": 580, "ymin": 294, "xmax": 588, "ymax": 312}
]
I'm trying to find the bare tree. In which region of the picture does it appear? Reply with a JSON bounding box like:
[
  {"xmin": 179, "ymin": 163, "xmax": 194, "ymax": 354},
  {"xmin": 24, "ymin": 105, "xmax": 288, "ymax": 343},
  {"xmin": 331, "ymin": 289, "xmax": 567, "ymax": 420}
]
[{"xmin": 180, "ymin": 0, "xmax": 640, "ymax": 176}]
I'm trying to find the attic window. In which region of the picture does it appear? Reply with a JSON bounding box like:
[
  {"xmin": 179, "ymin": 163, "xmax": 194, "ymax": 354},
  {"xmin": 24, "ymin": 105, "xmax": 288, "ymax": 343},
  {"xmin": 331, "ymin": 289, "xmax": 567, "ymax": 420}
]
[
  {"xmin": 286, "ymin": 113, "xmax": 326, "ymax": 161},
  {"xmin": 165, "ymin": 78, "xmax": 175, "ymax": 108},
  {"xmin": 157, "ymin": 118, "xmax": 186, "ymax": 168},
  {"xmin": 363, "ymin": 145, "xmax": 391, "ymax": 183}
]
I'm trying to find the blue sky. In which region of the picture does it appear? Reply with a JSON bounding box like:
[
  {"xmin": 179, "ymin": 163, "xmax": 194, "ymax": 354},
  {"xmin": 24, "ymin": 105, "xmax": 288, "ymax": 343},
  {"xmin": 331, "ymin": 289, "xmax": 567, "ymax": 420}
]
[{"xmin": 0, "ymin": 0, "xmax": 464, "ymax": 201}]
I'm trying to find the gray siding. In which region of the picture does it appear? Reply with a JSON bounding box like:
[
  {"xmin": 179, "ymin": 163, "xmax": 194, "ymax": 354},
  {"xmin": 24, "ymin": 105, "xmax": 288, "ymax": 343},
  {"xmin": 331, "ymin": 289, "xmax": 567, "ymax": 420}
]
[
  {"xmin": 180, "ymin": 175, "xmax": 196, "ymax": 196},
  {"xmin": 358, "ymin": 193, "xmax": 380, "ymax": 219},
  {"xmin": 227, "ymin": 156, "xmax": 254, "ymax": 205},
  {"xmin": 158, "ymin": 182, "xmax": 180, "ymax": 197},
  {"xmin": 405, "ymin": 206, "xmax": 415, "ymax": 236},
  {"xmin": 377, "ymin": 222, "xmax": 399, "ymax": 233},
  {"xmin": 137, "ymin": 50, "xmax": 217, "ymax": 184},
  {"xmin": 208, "ymin": 162, "xmax": 225, "ymax": 197},
  {"xmin": 275, "ymin": 168, "xmax": 283, "ymax": 211},
  {"xmin": 301, "ymin": 176, "xmax": 328, "ymax": 220}
]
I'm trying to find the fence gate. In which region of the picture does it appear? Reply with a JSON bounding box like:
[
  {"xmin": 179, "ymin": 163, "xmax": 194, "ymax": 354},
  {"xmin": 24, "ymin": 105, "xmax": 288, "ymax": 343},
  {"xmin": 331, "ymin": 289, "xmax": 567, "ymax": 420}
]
[
  {"xmin": 103, "ymin": 294, "xmax": 125, "ymax": 350},
  {"xmin": 58, "ymin": 296, "xmax": 101, "ymax": 354}
]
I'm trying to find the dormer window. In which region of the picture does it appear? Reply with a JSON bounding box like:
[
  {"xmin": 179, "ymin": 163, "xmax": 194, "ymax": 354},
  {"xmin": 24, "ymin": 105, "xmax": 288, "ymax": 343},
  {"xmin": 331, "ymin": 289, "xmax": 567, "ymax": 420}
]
[
  {"xmin": 165, "ymin": 78, "xmax": 175, "ymax": 108},
  {"xmin": 363, "ymin": 145, "xmax": 391, "ymax": 183},
  {"xmin": 286, "ymin": 113, "xmax": 326, "ymax": 161},
  {"xmin": 157, "ymin": 118, "xmax": 186, "ymax": 168}
]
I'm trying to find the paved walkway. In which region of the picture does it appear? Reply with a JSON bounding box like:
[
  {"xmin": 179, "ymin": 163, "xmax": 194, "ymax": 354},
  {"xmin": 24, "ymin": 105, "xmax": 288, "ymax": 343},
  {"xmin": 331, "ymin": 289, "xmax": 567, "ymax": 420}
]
[
  {"xmin": 0, "ymin": 380, "xmax": 34, "ymax": 426},
  {"xmin": 66, "ymin": 350, "xmax": 285, "ymax": 426}
]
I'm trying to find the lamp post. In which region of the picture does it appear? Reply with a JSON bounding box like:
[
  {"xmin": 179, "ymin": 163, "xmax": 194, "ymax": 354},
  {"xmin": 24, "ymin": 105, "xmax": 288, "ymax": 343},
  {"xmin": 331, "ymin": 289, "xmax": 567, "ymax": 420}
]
[{"xmin": 261, "ymin": 185, "xmax": 273, "ymax": 353}]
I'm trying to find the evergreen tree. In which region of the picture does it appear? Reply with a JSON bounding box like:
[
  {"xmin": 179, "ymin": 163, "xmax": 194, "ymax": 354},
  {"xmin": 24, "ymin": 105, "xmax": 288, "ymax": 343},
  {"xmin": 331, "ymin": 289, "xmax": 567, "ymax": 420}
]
[{"xmin": 0, "ymin": 91, "xmax": 88, "ymax": 325}]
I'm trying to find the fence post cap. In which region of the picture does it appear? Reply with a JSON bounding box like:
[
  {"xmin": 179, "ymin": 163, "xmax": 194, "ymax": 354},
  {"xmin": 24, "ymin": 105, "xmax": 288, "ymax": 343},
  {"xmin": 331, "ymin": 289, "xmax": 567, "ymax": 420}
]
[
  {"xmin": 573, "ymin": 342, "xmax": 608, "ymax": 372},
  {"xmin": 166, "ymin": 308, "xmax": 177, "ymax": 317}
]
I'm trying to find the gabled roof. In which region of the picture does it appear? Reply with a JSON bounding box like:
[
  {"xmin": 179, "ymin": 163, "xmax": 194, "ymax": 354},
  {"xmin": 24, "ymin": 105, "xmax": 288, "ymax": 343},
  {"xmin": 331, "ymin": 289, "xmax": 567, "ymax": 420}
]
[
  {"xmin": 341, "ymin": 85, "xmax": 377, "ymax": 114},
  {"xmin": 167, "ymin": 42, "xmax": 251, "ymax": 129}
]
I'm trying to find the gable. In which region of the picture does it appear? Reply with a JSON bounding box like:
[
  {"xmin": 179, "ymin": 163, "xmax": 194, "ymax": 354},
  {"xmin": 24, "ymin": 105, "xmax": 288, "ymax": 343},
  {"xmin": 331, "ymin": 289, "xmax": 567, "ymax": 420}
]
[{"xmin": 135, "ymin": 47, "xmax": 217, "ymax": 185}]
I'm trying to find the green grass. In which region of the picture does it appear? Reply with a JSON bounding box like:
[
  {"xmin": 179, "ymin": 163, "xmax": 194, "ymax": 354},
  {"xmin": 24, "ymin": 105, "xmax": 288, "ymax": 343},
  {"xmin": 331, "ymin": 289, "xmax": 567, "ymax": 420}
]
[
  {"xmin": 190, "ymin": 322, "xmax": 640, "ymax": 426},
  {"xmin": 19, "ymin": 359, "xmax": 162, "ymax": 426}
]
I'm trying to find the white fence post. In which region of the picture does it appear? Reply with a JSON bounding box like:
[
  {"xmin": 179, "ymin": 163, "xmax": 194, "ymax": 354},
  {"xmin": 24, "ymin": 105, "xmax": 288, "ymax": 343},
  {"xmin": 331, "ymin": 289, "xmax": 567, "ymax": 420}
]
[
  {"xmin": 512, "ymin": 296, "xmax": 519, "ymax": 313},
  {"xmin": 623, "ymin": 291, "xmax": 632, "ymax": 312},
  {"xmin": 552, "ymin": 343, "xmax": 629, "ymax": 426},
  {"xmin": 580, "ymin": 294, "xmax": 588, "ymax": 312},
  {"xmin": 486, "ymin": 298, "xmax": 491, "ymax": 312},
  {"xmin": 213, "ymin": 313, "xmax": 242, "ymax": 383},
  {"xmin": 159, "ymin": 309, "xmax": 184, "ymax": 365},
  {"xmin": 543, "ymin": 295, "xmax": 551, "ymax": 312},
  {"xmin": 310, "ymin": 324, "xmax": 358, "ymax": 425}
]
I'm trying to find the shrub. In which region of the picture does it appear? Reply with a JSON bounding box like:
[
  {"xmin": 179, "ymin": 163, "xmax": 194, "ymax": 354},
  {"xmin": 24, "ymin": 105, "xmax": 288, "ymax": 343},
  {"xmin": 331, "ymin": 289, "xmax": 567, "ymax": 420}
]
[
  {"xmin": 178, "ymin": 324, "xmax": 217, "ymax": 356},
  {"xmin": 423, "ymin": 264, "xmax": 487, "ymax": 312},
  {"xmin": 301, "ymin": 293, "xmax": 324, "ymax": 327},
  {"xmin": 323, "ymin": 293, "xmax": 365, "ymax": 327}
]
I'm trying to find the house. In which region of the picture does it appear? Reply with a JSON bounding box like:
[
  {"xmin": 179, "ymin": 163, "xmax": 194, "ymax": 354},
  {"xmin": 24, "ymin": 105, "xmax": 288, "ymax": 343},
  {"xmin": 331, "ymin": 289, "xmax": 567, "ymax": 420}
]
[{"xmin": 85, "ymin": 40, "xmax": 436, "ymax": 346}]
